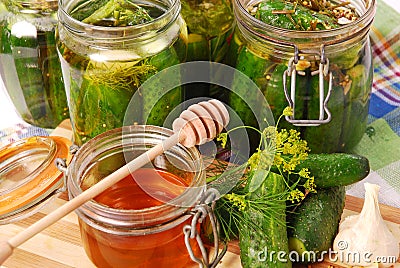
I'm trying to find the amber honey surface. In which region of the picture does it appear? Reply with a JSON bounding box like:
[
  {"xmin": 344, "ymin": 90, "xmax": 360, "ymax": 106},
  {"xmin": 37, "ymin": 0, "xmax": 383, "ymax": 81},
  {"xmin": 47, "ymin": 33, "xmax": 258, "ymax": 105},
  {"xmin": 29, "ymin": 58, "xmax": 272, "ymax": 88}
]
[{"xmin": 79, "ymin": 168, "xmax": 199, "ymax": 268}]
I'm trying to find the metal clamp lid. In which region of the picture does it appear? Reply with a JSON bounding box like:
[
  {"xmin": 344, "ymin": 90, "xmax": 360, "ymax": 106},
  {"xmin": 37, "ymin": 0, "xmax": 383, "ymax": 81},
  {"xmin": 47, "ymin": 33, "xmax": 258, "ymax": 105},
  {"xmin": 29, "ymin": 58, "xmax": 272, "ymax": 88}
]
[
  {"xmin": 0, "ymin": 136, "xmax": 72, "ymax": 224},
  {"xmin": 184, "ymin": 188, "xmax": 227, "ymax": 268},
  {"xmin": 283, "ymin": 44, "xmax": 333, "ymax": 126}
]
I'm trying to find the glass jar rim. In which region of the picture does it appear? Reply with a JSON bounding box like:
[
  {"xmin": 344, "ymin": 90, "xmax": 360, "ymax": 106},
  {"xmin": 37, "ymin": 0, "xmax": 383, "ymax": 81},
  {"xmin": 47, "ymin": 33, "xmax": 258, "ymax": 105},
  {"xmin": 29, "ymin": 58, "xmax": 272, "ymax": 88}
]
[
  {"xmin": 67, "ymin": 125, "xmax": 206, "ymax": 232},
  {"xmin": 234, "ymin": 0, "xmax": 376, "ymax": 46},
  {"xmin": 5, "ymin": 0, "xmax": 58, "ymax": 12},
  {"xmin": 0, "ymin": 136, "xmax": 72, "ymax": 223},
  {"xmin": 57, "ymin": 0, "xmax": 181, "ymax": 39}
]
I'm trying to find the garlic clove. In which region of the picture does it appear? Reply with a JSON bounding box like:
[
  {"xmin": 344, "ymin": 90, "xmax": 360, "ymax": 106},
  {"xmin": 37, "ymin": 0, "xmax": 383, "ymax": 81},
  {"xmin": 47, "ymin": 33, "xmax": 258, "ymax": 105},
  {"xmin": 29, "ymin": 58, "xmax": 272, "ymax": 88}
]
[{"xmin": 333, "ymin": 183, "xmax": 399, "ymax": 267}]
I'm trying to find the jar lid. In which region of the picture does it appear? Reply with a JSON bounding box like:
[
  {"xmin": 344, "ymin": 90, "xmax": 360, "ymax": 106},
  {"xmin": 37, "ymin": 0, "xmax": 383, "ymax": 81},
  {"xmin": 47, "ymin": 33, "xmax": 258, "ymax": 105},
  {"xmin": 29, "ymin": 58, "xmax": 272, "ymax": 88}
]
[{"xmin": 0, "ymin": 136, "xmax": 72, "ymax": 223}]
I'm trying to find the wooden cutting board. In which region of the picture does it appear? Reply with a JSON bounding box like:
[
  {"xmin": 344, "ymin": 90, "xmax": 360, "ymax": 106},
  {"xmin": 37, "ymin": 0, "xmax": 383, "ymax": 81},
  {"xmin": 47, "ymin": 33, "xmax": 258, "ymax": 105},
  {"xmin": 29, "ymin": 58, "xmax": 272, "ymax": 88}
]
[{"xmin": 1, "ymin": 120, "xmax": 399, "ymax": 268}]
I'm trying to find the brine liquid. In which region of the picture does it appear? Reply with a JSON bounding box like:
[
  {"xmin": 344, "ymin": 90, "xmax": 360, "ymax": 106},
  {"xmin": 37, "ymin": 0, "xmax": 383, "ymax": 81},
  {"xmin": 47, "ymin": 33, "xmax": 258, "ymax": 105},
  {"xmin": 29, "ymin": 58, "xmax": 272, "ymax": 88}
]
[{"xmin": 79, "ymin": 168, "xmax": 199, "ymax": 268}]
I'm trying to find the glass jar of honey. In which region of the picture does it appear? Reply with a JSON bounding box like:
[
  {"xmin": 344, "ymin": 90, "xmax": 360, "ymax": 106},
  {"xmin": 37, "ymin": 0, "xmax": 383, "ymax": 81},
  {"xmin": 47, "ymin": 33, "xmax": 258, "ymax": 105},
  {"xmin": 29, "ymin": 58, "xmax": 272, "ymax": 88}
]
[
  {"xmin": 66, "ymin": 125, "xmax": 208, "ymax": 268},
  {"xmin": 56, "ymin": 0, "xmax": 188, "ymax": 146},
  {"xmin": 227, "ymin": 0, "xmax": 376, "ymax": 153},
  {"xmin": 0, "ymin": 0, "xmax": 69, "ymax": 128}
]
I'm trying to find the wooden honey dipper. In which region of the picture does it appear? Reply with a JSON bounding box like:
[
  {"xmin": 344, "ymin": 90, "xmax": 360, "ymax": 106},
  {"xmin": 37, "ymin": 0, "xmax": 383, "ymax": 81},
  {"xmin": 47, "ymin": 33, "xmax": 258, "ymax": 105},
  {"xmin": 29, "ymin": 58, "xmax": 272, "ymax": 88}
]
[{"xmin": 0, "ymin": 99, "xmax": 229, "ymax": 264}]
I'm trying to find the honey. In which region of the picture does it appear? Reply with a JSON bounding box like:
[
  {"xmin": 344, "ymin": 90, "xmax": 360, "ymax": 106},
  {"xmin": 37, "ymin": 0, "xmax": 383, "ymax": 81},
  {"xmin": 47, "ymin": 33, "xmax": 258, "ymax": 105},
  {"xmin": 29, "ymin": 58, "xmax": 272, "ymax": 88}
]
[
  {"xmin": 79, "ymin": 168, "xmax": 197, "ymax": 268},
  {"xmin": 66, "ymin": 126, "xmax": 206, "ymax": 268},
  {"xmin": 93, "ymin": 169, "xmax": 187, "ymax": 210}
]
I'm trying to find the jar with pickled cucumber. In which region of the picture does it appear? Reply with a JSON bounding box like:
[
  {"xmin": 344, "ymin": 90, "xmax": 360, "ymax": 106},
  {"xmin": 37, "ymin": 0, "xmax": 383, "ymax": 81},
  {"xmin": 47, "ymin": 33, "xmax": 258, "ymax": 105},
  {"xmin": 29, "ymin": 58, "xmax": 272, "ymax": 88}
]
[
  {"xmin": 0, "ymin": 0, "xmax": 69, "ymax": 128},
  {"xmin": 181, "ymin": 0, "xmax": 234, "ymax": 62},
  {"xmin": 227, "ymin": 0, "xmax": 376, "ymax": 153},
  {"xmin": 56, "ymin": 0, "xmax": 187, "ymax": 146}
]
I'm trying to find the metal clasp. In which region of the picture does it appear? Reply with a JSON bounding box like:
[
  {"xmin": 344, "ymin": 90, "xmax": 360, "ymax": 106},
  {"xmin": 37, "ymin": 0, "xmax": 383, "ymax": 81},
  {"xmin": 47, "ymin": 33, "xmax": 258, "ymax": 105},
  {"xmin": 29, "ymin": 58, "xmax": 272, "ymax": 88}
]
[
  {"xmin": 184, "ymin": 188, "xmax": 227, "ymax": 268},
  {"xmin": 283, "ymin": 45, "xmax": 333, "ymax": 126},
  {"xmin": 55, "ymin": 144, "xmax": 79, "ymax": 192}
]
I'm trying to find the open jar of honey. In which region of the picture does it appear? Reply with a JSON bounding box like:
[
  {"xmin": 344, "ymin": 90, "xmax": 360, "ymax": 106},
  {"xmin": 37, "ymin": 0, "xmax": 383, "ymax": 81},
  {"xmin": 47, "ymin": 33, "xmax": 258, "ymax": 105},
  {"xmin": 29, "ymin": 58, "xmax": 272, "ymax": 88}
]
[{"xmin": 66, "ymin": 125, "xmax": 221, "ymax": 268}]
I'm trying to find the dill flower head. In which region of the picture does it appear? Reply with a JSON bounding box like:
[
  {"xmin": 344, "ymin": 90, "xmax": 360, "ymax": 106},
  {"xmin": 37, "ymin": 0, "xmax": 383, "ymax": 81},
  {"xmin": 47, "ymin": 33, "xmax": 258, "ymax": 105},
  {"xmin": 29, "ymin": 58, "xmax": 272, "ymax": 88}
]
[
  {"xmin": 273, "ymin": 128, "xmax": 309, "ymax": 172},
  {"xmin": 287, "ymin": 189, "xmax": 305, "ymax": 203},
  {"xmin": 225, "ymin": 193, "xmax": 247, "ymax": 211}
]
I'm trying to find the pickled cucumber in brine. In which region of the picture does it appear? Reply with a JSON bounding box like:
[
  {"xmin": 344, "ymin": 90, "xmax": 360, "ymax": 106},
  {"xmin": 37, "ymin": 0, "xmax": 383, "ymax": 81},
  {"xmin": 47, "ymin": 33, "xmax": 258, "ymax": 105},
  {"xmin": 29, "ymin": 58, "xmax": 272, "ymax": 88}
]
[
  {"xmin": 0, "ymin": 1, "xmax": 69, "ymax": 128},
  {"xmin": 181, "ymin": 0, "xmax": 234, "ymax": 62},
  {"xmin": 57, "ymin": 0, "xmax": 186, "ymax": 145},
  {"xmin": 227, "ymin": 0, "xmax": 371, "ymax": 153}
]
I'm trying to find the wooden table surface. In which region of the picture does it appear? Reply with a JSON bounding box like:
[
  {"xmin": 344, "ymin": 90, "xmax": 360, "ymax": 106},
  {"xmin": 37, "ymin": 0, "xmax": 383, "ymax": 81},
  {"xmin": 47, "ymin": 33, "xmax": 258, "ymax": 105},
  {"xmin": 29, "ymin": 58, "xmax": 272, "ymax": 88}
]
[
  {"xmin": 1, "ymin": 194, "xmax": 399, "ymax": 268},
  {"xmin": 1, "ymin": 120, "xmax": 399, "ymax": 268}
]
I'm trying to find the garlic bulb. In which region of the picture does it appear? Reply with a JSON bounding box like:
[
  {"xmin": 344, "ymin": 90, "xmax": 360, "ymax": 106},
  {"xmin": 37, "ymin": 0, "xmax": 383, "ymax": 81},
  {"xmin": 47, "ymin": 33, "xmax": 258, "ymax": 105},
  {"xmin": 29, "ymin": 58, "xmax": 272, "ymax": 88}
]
[{"xmin": 333, "ymin": 183, "xmax": 399, "ymax": 267}]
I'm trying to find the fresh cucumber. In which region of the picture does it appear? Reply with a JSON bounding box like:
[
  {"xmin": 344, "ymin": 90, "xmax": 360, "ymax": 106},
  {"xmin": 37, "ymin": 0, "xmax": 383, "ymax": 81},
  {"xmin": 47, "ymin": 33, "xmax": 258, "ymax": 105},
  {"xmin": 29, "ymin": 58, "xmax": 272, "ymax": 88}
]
[
  {"xmin": 273, "ymin": 153, "xmax": 370, "ymax": 188},
  {"xmin": 287, "ymin": 186, "xmax": 345, "ymax": 263},
  {"xmin": 239, "ymin": 172, "xmax": 291, "ymax": 268}
]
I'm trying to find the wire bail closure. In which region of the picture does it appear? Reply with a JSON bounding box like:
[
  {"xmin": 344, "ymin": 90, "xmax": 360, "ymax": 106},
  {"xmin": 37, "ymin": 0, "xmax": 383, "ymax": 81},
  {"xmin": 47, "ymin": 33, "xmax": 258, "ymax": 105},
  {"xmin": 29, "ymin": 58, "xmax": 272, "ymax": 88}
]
[
  {"xmin": 184, "ymin": 188, "xmax": 227, "ymax": 268},
  {"xmin": 283, "ymin": 44, "xmax": 333, "ymax": 126},
  {"xmin": 56, "ymin": 146, "xmax": 227, "ymax": 267},
  {"xmin": 55, "ymin": 144, "xmax": 79, "ymax": 192}
]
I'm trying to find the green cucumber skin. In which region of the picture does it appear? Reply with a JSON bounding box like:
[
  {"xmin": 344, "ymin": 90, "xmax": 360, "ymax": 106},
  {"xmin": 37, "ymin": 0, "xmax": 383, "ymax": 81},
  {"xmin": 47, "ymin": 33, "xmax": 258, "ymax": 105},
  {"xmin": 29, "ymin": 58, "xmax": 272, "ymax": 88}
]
[
  {"xmin": 10, "ymin": 28, "xmax": 47, "ymax": 120},
  {"xmin": 270, "ymin": 153, "xmax": 370, "ymax": 188},
  {"xmin": 303, "ymin": 71, "xmax": 344, "ymax": 153},
  {"xmin": 70, "ymin": 0, "xmax": 110, "ymax": 21},
  {"xmin": 287, "ymin": 186, "xmax": 346, "ymax": 263},
  {"xmin": 67, "ymin": 45, "xmax": 183, "ymax": 145},
  {"xmin": 44, "ymin": 30, "xmax": 69, "ymax": 123},
  {"xmin": 339, "ymin": 64, "xmax": 372, "ymax": 151},
  {"xmin": 230, "ymin": 46, "xmax": 268, "ymax": 128},
  {"xmin": 288, "ymin": 153, "xmax": 369, "ymax": 188},
  {"xmin": 186, "ymin": 34, "xmax": 209, "ymax": 61},
  {"xmin": 144, "ymin": 47, "xmax": 182, "ymax": 126},
  {"xmin": 239, "ymin": 172, "xmax": 292, "ymax": 268}
]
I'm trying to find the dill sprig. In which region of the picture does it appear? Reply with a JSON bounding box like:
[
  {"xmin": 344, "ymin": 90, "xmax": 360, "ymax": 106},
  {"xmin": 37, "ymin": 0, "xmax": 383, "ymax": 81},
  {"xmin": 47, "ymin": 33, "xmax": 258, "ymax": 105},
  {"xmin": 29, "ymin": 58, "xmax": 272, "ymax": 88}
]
[
  {"xmin": 210, "ymin": 107, "xmax": 317, "ymax": 241},
  {"xmin": 84, "ymin": 60, "xmax": 157, "ymax": 91}
]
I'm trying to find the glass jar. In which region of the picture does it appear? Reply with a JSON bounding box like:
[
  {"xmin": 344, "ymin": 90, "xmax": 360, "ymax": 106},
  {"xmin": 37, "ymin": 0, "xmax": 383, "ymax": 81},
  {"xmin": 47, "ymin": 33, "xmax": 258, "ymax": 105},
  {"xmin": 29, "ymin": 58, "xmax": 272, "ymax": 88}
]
[
  {"xmin": 181, "ymin": 0, "xmax": 234, "ymax": 62},
  {"xmin": 66, "ymin": 125, "xmax": 206, "ymax": 268},
  {"xmin": 0, "ymin": 0, "xmax": 69, "ymax": 128},
  {"xmin": 227, "ymin": 0, "xmax": 376, "ymax": 153},
  {"xmin": 0, "ymin": 136, "xmax": 72, "ymax": 224},
  {"xmin": 56, "ymin": 0, "xmax": 188, "ymax": 146},
  {"xmin": 179, "ymin": 0, "xmax": 235, "ymax": 100}
]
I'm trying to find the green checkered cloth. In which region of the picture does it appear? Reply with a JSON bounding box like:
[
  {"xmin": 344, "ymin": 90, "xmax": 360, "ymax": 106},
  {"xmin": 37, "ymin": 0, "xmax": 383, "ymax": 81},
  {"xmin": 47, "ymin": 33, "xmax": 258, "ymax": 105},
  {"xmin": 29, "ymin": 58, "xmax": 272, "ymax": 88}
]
[{"xmin": 346, "ymin": 0, "xmax": 400, "ymax": 208}]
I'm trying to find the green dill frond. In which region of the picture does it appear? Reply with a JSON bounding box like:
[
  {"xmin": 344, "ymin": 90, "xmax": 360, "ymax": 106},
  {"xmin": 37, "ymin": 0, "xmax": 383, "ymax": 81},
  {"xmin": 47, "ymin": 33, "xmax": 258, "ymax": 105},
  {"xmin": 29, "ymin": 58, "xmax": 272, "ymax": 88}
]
[{"xmin": 84, "ymin": 60, "xmax": 157, "ymax": 91}]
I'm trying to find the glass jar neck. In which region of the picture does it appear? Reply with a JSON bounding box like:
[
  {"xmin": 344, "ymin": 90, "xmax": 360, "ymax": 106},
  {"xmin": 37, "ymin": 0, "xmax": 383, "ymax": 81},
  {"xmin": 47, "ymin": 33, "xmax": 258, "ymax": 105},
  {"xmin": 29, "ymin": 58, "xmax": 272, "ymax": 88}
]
[
  {"xmin": 57, "ymin": 0, "xmax": 181, "ymax": 44},
  {"xmin": 4, "ymin": 0, "xmax": 58, "ymax": 13},
  {"xmin": 234, "ymin": 0, "xmax": 376, "ymax": 58},
  {"xmin": 67, "ymin": 125, "xmax": 206, "ymax": 235}
]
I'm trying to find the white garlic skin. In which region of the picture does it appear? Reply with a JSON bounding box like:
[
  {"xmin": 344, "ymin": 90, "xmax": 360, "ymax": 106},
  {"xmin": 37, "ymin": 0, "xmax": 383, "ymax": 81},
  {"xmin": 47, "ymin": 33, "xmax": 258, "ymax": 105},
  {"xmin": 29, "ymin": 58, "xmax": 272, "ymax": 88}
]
[{"xmin": 333, "ymin": 183, "xmax": 399, "ymax": 267}]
